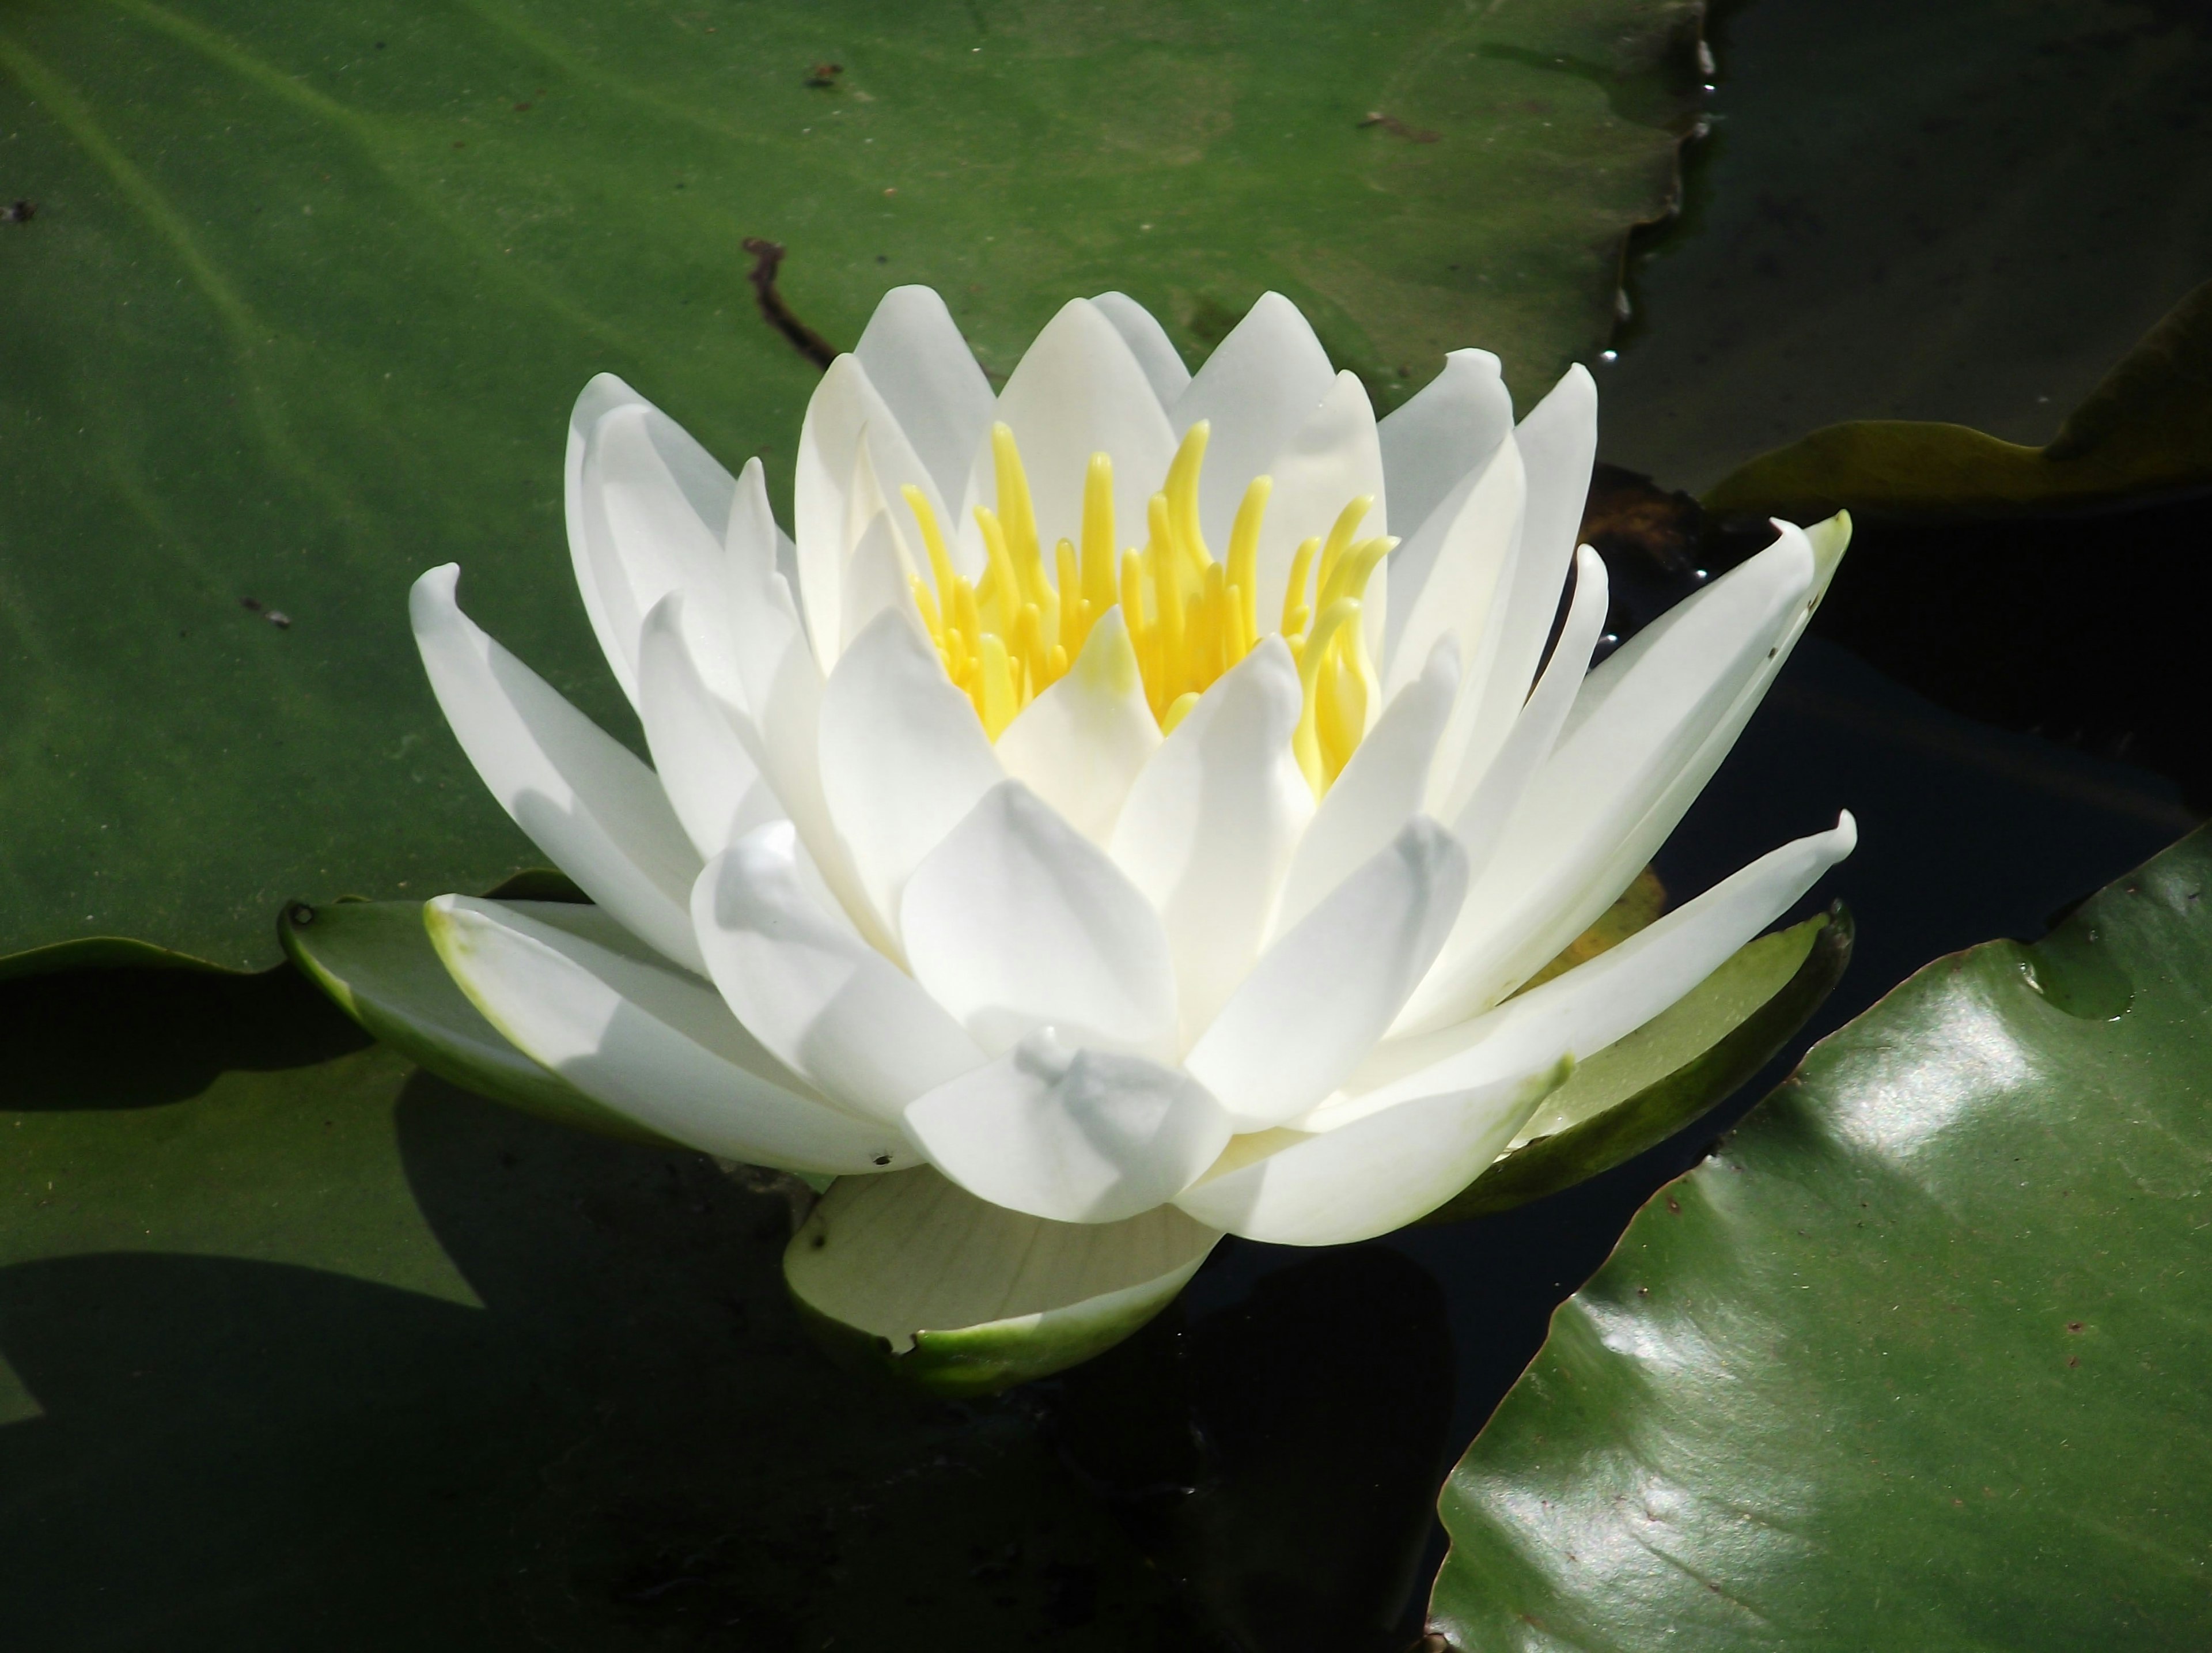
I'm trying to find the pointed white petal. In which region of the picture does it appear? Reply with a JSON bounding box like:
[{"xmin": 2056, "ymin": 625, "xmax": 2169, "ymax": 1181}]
[
  {"xmin": 994, "ymin": 608, "xmax": 1161, "ymax": 844},
  {"xmin": 839, "ymin": 504, "xmax": 924, "ymax": 655},
  {"xmin": 427, "ymin": 895, "xmax": 903, "ymax": 1174},
  {"xmin": 796, "ymin": 355, "xmax": 948, "ymax": 669},
  {"xmin": 636, "ymin": 594, "xmax": 786, "ymax": 860},
  {"xmin": 903, "ymin": 782, "xmax": 1179, "ymax": 1060},
  {"xmin": 1440, "ymin": 545, "xmax": 1610, "ymax": 868},
  {"xmin": 1274, "ymin": 638, "xmax": 1457, "ymax": 938},
  {"xmin": 903, "ymin": 1031, "xmax": 1233, "ymax": 1224},
  {"xmin": 411, "ymin": 565, "xmax": 704, "ymax": 973},
  {"xmin": 1385, "ymin": 433, "xmax": 1525, "ymax": 699},
  {"xmin": 1356, "ymin": 815, "xmax": 1854, "ymax": 1113},
  {"xmin": 785, "ymin": 1167, "xmax": 1220, "ymax": 1379},
  {"xmin": 1378, "ymin": 347, "xmax": 1514, "ymax": 561},
  {"xmin": 565, "ymin": 376, "xmax": 739, "ymax": 708},
  {"xmin": 1108, "ymin": 638, "xmax": 1312, "ymax": 1034},
  {"xmin": 1170, "ymin": 290, "xmax": 1337, "ymax": 551},
  {"xmin": 691, "ymin": 826, "xmax": 986, "ymax": 1124},
  {"xmin": 958, "ymin": 298, "xmax": 1178, "ymax": 561},
  {"xmin": 1090, "ymin": 290, "xmax": 1192, "ymax": 406},
  {"xmin": 1440, "ymin": 365, "xmax": 1597, "ymax": 782},
  {"xmin": 819, "ymin": 608, "xmax": 1004, "ymax": 939},
  {"xmin": 1249, "ymin": 371, "xmax": 1391, "ymax": 649},
  {"xmin": 1400, "ymin": 528, "xmax": 1817, "ymax": 1031},
  {"xmin": 853, "ymin": 285, "xmax": 995, "ymax": 504},
  {"xmin": 1187, "ymin": 817, "xmax": 1467, "ymax": 1130},
  {"xmin": 1173, "ymin": 1055, "xmax": 1573, "ymax": 1245}
]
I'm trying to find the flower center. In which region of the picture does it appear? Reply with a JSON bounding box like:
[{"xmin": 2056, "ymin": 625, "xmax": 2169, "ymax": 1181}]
[{"xmin": 902, "ymin": 421, "xmax": 1391, "ymax": 793}]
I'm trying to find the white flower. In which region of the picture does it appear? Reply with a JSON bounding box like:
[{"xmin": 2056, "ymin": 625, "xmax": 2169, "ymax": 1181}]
[{"xmin": 409, "ymin": 288, "xmax": 1852, "ymax": 1362}]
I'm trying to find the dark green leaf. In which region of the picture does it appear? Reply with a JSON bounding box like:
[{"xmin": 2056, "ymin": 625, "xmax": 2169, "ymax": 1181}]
[
  {"xmin": 0, "ymin": 0, "xmax": 1698, "ymax": 971},
  {"xmin": 1702, "ymin": 277, "xmax": 2212, "ymax": 519},
  {"xmin": 1430, "ymin": 826, "xmax": 2212, "ymax": 1650}
]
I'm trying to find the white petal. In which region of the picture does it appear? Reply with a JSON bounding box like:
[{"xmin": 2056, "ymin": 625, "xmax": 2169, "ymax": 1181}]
[
  {"xmin": 427, "ymin": 894, "xmax": 902, "ymax": 1174},
  {"xmin": 903, "ymin": 782, "xmax": 1179, "ymax": 1060},
  {"xmin": 1440, "ymin": 545, "xmax": 1611, "ymax": 868},
  {"xmin": 691, "ymin": 825, "xmax": 986, "ymax": 1124},
  {"xmin": 1440, "ymin": 366, "xmax": 1596, "ymax": 786},
  {"xmin": 1354, "ymin": 815, "xmax": 1855, "ymax": 1111},
  {"xmin": 903, "ymin": 1030, "xmax": 1233, "ymax": 1224},
  {"xmin": 1108, "ymin": 638, "xmax": 1312, "ymax": 1035},
  {"xmin": 994, "ymin": 607, "xmax": 1161, "ymax": 844},
  {"xmin": 636, "ymin": 593, "xmax": 786, "ymax": 860},
  {"xmin": 839, "ymin": 502, "xmax": 924, "ymax": 655},
  {"xmin": 1384, "ymin": 433, "xmax": 1525, "ymax": 700},
  {"xmin": 1172, "ymin": 1055, "xmax": 1572, "ymax": 1245},
  {"xmin": 1187, "ymin": 817, "xmax": 1468, "ymax": 1130},
  {"xmin": 796, "ymin": 355, "xmax": 948, "ymax": 669},
  {"xmin": 410, "ymin": 565, "xmax": 705, "ymax": 973},
  {"xmin": 1249, "ymin": 370, "xmax": 1391, "ymax": 653},
  {"xmin": 1090, "ymin": 290, "xmax": 1192, "ymax": 406},
  {"xmin": 565, "ymin": 376, "xmax": 739, "ymax": 708},
  {"xmin": 1273, "ymin": 637, "xmax": 1457, "ymax": 939},
  {"xmin": 1169, "ymin": 290, "xmax": 1337, "ymax": 551},
  {"xmin": 819, "ymin": 608, "xmax": 1004, "ymax": 939},
  {"xmin": 785, "ymin": 1166, "xmax": 1220, "ymax": 1360},
  {"xmin": 1378, "ymin": 347, "xmax": 1514, "ymax": 561},
  {"xmin": 1400, "ymin": 528, "xmax": 1817, "ymax": 1031},
  {"xmin": 958, "ymin": 298, "xmax": 1178, "ymax": 562},
  {"xmin": 853, "ymin": 285, "xmax": 996, "ymax": 504},
  {"xmin": 721, "ymin": 459, "xmax": 887, "ymax": 950}
]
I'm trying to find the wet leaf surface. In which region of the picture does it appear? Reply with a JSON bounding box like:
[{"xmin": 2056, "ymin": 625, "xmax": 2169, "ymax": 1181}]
[{"xmin": 1430, "ymin": 824, "xmax": 2212, "ymax": 1651}]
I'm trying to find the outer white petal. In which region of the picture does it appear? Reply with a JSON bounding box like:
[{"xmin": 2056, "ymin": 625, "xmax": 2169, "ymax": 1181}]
[
  {"xmin": 427, "ymin": 895, "xmax": 902, "ymax": 1174},
  {"xmin": 1169, "ymin": 290, "xmax": 1336, "ymax": 551},
  {"xmin": 1385, "ymin": 435, "xmax": 1525, "ymax": 701},
  {"xmin": 1437, "ymin": 366, "xmax": 1596, "ymax": 795},
  {"xmin": 839, "ymin": 501, "xmax": 924, "ymax": 656},
  {"xmin": 786, "ymin": 1167, "xmax": 1221, "ymax": 1363},
  {"xmin": 993, "ymin": 608, "xmax": 1160, "ymax": 844},
  {"xmin": 1272, "ymin": 637, "xmax": 1457, "ymax": 939},
  {"xmin": 1186, "ymin": 817, "xmax": 1468, "ymax": 1130},
  {"xmin": 903, "ymin": 782, "xmax": 1179, "ymax": 1060},
  {"xmin": 635, "ymin": 594, "xmax": 785, "ymax": 860},
  {"xmin": 1108, "ymin": 638, "xmax": 1312, "ymax": 1036},
  {"xmin": 1400, "ymin": 528, "xmax": 1817, "ymax": 1031},
  {"xmin": 691, "ymin": 825, "xmax": 986, "ymax": 1125},
  {"xmin": 1439, "ymin": 546, "xmax": 1611, "ymax": 870},
  {"xmin": 1172, "ymin": 1055, "xmax": 1573, "ymax": 1245},
  {"xmin": 819, "ymin": 608, "xmax": 1004, "ymax": 939},
  {"xmin": 565, "ymin": 376, "xmax": 738, "ymax": 708},
  {"xmin": 903, "ymin": 1031, "xmax": 1233, "ymax": 1224},
  {"xmin": 797, "ymin": 355, "xmax": 947, "ymax": 668},
  {"xmin": 1090, "ymin": 290, "xmax": 1192, "ymax": 407},
  {"xmin": 410, "ymin": 565, "xmax": 704, "ymax": 973},
  {"xmin": 1249, "ymin": 370, "xmax": 1391, "ymax": 657},
  {"xmin": 1378, "ymin": 347, "xmax": 1514, "ymax": 567},
  {"xmin": 957, "ymin": 298, "xmax": 1177, "ymax": 561},
  {"xmin": 853, "ymin": 285, "xmax": 995, "ymax": 504},
  {"xmin": 1351, "ymin": 815, "xmax": 1855, "ymax": 1113}
]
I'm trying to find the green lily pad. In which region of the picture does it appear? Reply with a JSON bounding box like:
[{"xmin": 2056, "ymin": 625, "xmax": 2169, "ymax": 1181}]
[
  {"xmin": 1701, "ymin": 276, "xmax": 2212, "ymax": 520},
  {"xmin": 1430, "ymin": 824, "xmax": 2212, "ymax": 1650},
  {"xmin": 0, "ymin": 973, "xmax": 1198, "ymax": 1644},
  {"xmin": 1426, "ymin": 903, "xmax": 1851, "ymax": 1224},
  {"xmin": 0, "ymin": 0, "xmax": 1699, "ymax": 973}
]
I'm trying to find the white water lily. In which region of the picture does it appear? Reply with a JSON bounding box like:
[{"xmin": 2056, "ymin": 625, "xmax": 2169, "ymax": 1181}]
[{"xmin": 410, "ymin": 286, "xmax": 1853, "ymax": 1369}]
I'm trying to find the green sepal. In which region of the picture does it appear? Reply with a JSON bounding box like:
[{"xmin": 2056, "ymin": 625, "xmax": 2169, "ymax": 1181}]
[
  {"xmin": 279, "ymin": 898, "xmax": 674, "ymax": 1148},
  {"xmin": 1423, "ymin": 905, "xmax": 1852, "ymax": 1223},
  {"xmin": 784, "ymin": 1169, "xmax": 1221, "ymax": 1397}
]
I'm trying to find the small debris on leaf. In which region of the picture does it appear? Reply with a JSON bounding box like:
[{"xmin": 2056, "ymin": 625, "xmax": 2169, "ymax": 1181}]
[
  {"xmin": 1358, "ymin": 111, "xmax": 1439, "ymax": 142},
  {"xmin": 805, "ymin": 62, "xmax": 844, "ymax": 89},
  {"xmin": 3, "ymin": 200, "xmax": 34, "ymax": 224}
]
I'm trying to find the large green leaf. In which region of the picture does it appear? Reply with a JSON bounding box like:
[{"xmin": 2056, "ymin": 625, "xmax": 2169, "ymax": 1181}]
[
  {"xmin": 0, "ymin": 0, "xmax": 1698, "ymax": 972},
  {"xmin": 1430, "ymin": 824, "xmax": 2212, "ymax": 1650},
  {"xmin": 0, "ymin": 967, "xmax": 1206, "ymax": 1646}
]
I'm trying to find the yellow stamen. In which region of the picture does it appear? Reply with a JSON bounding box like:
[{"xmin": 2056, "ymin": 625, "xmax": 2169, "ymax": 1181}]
[
  {"xmin": 1315, "ymin": 495, "xmax": 1374, "ymax": 597},
  {"xmin": 1054, "ymin": 538, "xmax": 1082, "ymax": 659},
  {"xmin": 1164, "ymin": 421, "xmax": 1211, "ymax": 570},
  {"xmin": 1226, "ymin": 476, "xmax": 1270, "ymax": 648},
  {"xmin": 1281, "ymin": 536, "xmax": 1322, "ymax": 639},
  {"xmin": 978, "ymin": 633, "xmax": 1018, "ymax": 739},
  {"xmin": 1160, "ymin": 691, "xmax": 1200, "ymax": 735},
  {"xmin": 1294, "ymin": 599, "xmax": 1360, "ymax": 793},
  {"xmin": 1081, "ymin": 453, "xmax": 1118, "ymax": 614}
]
